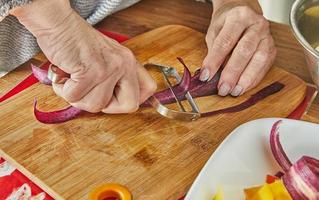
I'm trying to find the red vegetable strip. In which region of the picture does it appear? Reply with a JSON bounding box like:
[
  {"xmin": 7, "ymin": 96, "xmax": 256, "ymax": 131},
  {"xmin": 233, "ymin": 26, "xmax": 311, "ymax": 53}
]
[
  {"xmin": 266, "ymin": 174, "xmax": 278, "ymax": 184},
  {"xmin": 141, "ymin": 58, "xmax": 221, "ymax": 106},
  {"xmin": 201, "ymin": 82, "xmax": 285, "ymax": 117},
  {"xmin": 142, "ymin": 60, "xmax": 192, "ymax": 107},
  {"xmin": 34, "ymin": 62, "xmax": 192, "ymax": 124},
  {"xmin": 32, "ymin": 59, "xmax": 285, "ymax": 123},
  {"xmin": 270, "ymin": 120, "xmax": 292, "ymax": 172},
  {"xmin": 31, "ymin": 64, "xmax": 52, "ymax": 85},
  {"xmin": 269, "ymin": 121, "xmax": 319, "ymax": 200},
  {"xmin": 34, "ymin": 99, "xmax": 83, "ymax": 124},
  {"xmin": 283, "ymin": 156, "xmax": 319, "ymax": 200}
]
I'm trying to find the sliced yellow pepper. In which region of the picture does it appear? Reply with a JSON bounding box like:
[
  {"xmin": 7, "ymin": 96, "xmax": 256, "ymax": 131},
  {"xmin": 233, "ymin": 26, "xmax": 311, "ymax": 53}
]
[
  {"xmin": 244, "ymin": 180, "xmax": 292, "ymax": 200},
  {"xmin": 212, "ymin": 187, "xmax": 223, "ymax": 200}
]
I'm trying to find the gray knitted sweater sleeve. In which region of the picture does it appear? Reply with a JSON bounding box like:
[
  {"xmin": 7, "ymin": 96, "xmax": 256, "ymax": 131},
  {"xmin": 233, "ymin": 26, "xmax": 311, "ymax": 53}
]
[
  {"xmin": 0, "ymin": 0, "xmax": 30, "ymax": 19},
  {"xmin": 0, "ymin": 0, "xmax": 140, "ymax": 77}
]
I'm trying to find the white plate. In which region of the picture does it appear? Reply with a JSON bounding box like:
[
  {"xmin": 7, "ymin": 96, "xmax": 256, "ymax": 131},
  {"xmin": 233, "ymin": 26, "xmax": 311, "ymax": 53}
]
[{"xmin": 185, "ymin": 118, "xmax": 319, "ymax": 200}]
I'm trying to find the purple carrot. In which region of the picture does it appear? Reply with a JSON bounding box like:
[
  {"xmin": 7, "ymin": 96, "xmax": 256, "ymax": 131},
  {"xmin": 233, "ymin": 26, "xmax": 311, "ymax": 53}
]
[
  {"xmin": 34, "ymin": 99, "xmax": 83, "ymax": 124},
  {"xmin": 141, "ymin": 58, "xmax": 221, "ymax": 106},
  {"xmin": 31, "ymin": 64, "xmax": 52, "ymax": 85},
  {"xmin": 32, "ymin": 60, "xmax": 192, "ymax": 123},
  {"xmin": 31, "ymin": 60, "xmax": 285, "ymax": 124},
  {"xmin": 201, "ymin": 82, "xmax": 285, "ymax": 117}
]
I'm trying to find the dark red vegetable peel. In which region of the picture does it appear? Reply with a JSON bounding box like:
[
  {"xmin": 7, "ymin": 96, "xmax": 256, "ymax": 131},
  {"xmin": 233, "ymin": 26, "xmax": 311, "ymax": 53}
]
[
  {"xmin": 32, "ymin": 58, "xmax": 285, "ymax": 123},
  {"xmin": 141, "ymin": 58, "xmax": 221, "ymax": 106},
  {"xmin": 31, "ymin": 64, "xmax": 52, "ymax": 85},
  {"xmin": 283, "ymin": 156, "xmax": 319, "ymax": 200},
  {"xmin": 201, "ymin": 82, "xmax": 285, "ymax": 117},
  {"xmin": 141, "ymin": 60, "xmax": 193, "ymax": 107},
  {"xmin": 34, "ymin": 99, "xmax": 83, "ymax": 124},
  {"xmin": 270, "ymin": 120, "xmax": 292, "ymax": 172},
  {"xmin": 269, "ymin": 121, "xmax": 319, "ymax": 200}
]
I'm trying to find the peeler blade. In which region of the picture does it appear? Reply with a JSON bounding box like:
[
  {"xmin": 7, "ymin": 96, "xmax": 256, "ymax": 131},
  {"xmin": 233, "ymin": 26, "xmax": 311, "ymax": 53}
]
[{"xmin": 144, "ymin": 63, "xmax": 201, "ymax": 121}]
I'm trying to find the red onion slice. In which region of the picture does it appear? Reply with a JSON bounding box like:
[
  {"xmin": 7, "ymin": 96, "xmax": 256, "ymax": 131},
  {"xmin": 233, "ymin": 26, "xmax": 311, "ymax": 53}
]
[
  {"xmin": 270, "ymin": 120, "xmax": 292, "ymax": 172},
  {"xmin": 31, "ymin": 64, "xmax": 52, "ymax": 85},
  {"xmin": 283, "ymin": 156, "xmax": 319, "ymax": 200},
  {"xmin": 34, "ymin": 99, "xmax": 82, "ymax": 124},
  {"xmin": 269, "ymin": 121, "xmax": 319, "ymax": 200}
]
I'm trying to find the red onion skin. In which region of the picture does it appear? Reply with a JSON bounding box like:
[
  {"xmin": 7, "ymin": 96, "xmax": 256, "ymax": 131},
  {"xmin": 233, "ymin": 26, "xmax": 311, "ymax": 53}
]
[
  {"xmin": 283, "ymin": 156, "xmax": 319, "ymax": 200},
  {"xmin": 270, "ymin": 120, "xmax": 292, "ymax": 172},
  {"xmin": 270, "ymin": 121, "xmax": 319, "ymax": 200},
  {"xmin": 34, "ymin": 100, "xmax": 82, "ymax": 124},
  {"xmin": 296, "ymin": 156, "xmax": 319, "ymax": 191},
  {"xmin": 31, "ymin": 64, "xmax": 52, "ymax": 85},
  {"xmin": 283, "ymin": 169, "xmax": 309, "ymax": 200}
]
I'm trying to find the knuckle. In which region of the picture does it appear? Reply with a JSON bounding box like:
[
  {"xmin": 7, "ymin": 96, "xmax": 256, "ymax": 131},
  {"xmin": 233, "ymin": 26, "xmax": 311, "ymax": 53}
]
[
  {"xmin": 258, "ymin": 18, "xmax": 270, "ymax": 32},
  {"xmin": 214, "ymin": 34, "xmax": 234, "ymax": 51},
  {"xmin": 85, "ymin": 105, "xmax": 102, "ymax": 113},
  {"xmin": 110, "ymin": 55, "xmax": 125, "ymax": 76},
  {"xmin": 235, "ymin": 6, "xmax": 252, "ymax": 19},
  {"xmin": 237, "ymin": 41, "xmax": 255, "ymax": 57},
  {"xmin": 202, "ymin": 56, "xmax": 217, "ymax": 71},
  {"xmin": 95, "ymin": 65, "xmax": 109, "ymax": 82},
  {"xmin": 86, "ymin": 105, "xmax": 103, "ymax": 113},
  {"xmin": 254, "ymin": 51, "xmax": 269, "ymax": 63},
  {"xmin": 202, "ymin": 56, "xmax": 211, "ymax": 68},
  {"xmin": 123, "ymin": 102, "xmax": 139, "ymax": 113},
  {"xmin": 229, "ymin": 64, "xmax": 244, "ymax": 74},
  {"xmin": 147, "ymin": 79, "xmax": 157, "ymax": 94},
  {"xmin": 241, "ymin": 75, "xmax": 255, "ymax": 88},
  {"xmin": 260, "ymin": 17, "xmax": 270, "ymax": 27},
  {"xmin": 64, "ymin": 91, "xmax": 82, "ymax": 103},
  {"xmin": 122, "ymin": 47, "xmax": 135, "ymax": 59},
  {"xmin": 83, "ymin": 99, "xmax": 108, "ymax": 113}
]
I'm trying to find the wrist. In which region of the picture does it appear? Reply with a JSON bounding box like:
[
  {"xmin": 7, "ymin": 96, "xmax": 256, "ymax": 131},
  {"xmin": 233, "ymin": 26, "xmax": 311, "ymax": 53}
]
[{"xmin": 10, "ymin": 0, "xmax": 73, "ymax": 36}]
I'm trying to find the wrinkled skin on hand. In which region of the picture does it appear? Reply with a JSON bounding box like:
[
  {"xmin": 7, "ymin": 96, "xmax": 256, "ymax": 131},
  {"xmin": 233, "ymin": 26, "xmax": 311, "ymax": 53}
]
[
  {"xmin": 11, "ymin": 0, "xmax": 157, "ymax": 113},
  {"xmin": 201, "ymin": 0, "xmax": 277, "ymax": 97}
]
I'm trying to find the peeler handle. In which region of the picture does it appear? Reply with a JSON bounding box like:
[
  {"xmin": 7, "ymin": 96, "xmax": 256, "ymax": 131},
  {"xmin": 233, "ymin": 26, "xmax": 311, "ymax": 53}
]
[{"xmin": 47, "ymin": 64, "xmax": 70, "ymax": 84}]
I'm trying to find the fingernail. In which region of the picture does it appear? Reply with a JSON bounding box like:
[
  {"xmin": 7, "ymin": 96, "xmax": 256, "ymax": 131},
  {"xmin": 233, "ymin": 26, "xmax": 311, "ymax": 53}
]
[
  {"xmin": 218, "ymin": 83, "xmax": 231, "ymax": 96},
  {"xmin": 231, "ymin": 85, "xmax": 243, "ymax": 97},
  {"xmin": 199, "ymin": 68, "xmax": 210, "ymax": 82}
]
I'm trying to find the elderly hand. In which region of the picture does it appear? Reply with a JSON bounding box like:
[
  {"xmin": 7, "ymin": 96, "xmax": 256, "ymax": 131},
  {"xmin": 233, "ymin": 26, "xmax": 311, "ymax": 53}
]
[
  {"xmin": 201, "ymin": 0, "xmax": 277, "ymax": 96},
  {"xmin": 11, "ymin": 0, "xmax": 156, "ymax": 113}
]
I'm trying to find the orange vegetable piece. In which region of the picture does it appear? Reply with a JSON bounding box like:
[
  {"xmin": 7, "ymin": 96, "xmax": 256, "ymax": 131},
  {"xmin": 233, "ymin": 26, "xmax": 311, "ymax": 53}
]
[
  {"xmin": 89, "ymin": 183, "xmax": 132, "ymax": 200},
  {"xmin": 244, "ymin": 180, "xmax": 292, "ymax": 200}
]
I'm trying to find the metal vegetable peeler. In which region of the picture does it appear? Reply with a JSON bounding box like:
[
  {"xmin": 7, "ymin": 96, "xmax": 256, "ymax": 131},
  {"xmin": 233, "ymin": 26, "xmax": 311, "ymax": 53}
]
[
  {"xmin": 144, "ymin": 63, "xmax": 201, "ymax": 121},
  {"xmin": 48, "ymin": 63, "xmax": 201, "ymax": 121}
]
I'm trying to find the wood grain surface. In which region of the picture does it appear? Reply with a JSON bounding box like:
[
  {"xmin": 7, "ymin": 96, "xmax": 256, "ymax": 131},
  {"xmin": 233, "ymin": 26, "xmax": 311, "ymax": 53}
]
[
  {"xmin": 0, "ymin": 25, "xmax": 306, "ymax": 200},
  {"xmin": 26, "ymin": 0, "xmax": 318, "ymax": 122}
]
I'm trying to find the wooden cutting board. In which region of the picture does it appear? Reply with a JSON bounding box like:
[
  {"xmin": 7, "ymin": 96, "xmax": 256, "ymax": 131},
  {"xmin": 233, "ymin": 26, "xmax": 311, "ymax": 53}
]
[{"xmin": 0, "ymin": 25, "xmax": 306, "ymax": 200}]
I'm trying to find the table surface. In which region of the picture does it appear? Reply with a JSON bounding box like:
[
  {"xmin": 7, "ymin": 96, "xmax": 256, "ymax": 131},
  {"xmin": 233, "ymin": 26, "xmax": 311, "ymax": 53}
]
[{"xmin": 11, "ymin": 1, "xmax": 319, "ymax": 120}]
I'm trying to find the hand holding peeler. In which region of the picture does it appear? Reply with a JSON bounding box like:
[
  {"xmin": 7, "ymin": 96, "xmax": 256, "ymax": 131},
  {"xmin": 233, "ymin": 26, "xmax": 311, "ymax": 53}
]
[{"xmin": 47, "ymin": 62, "xmax": 201, "ymax": 121}]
